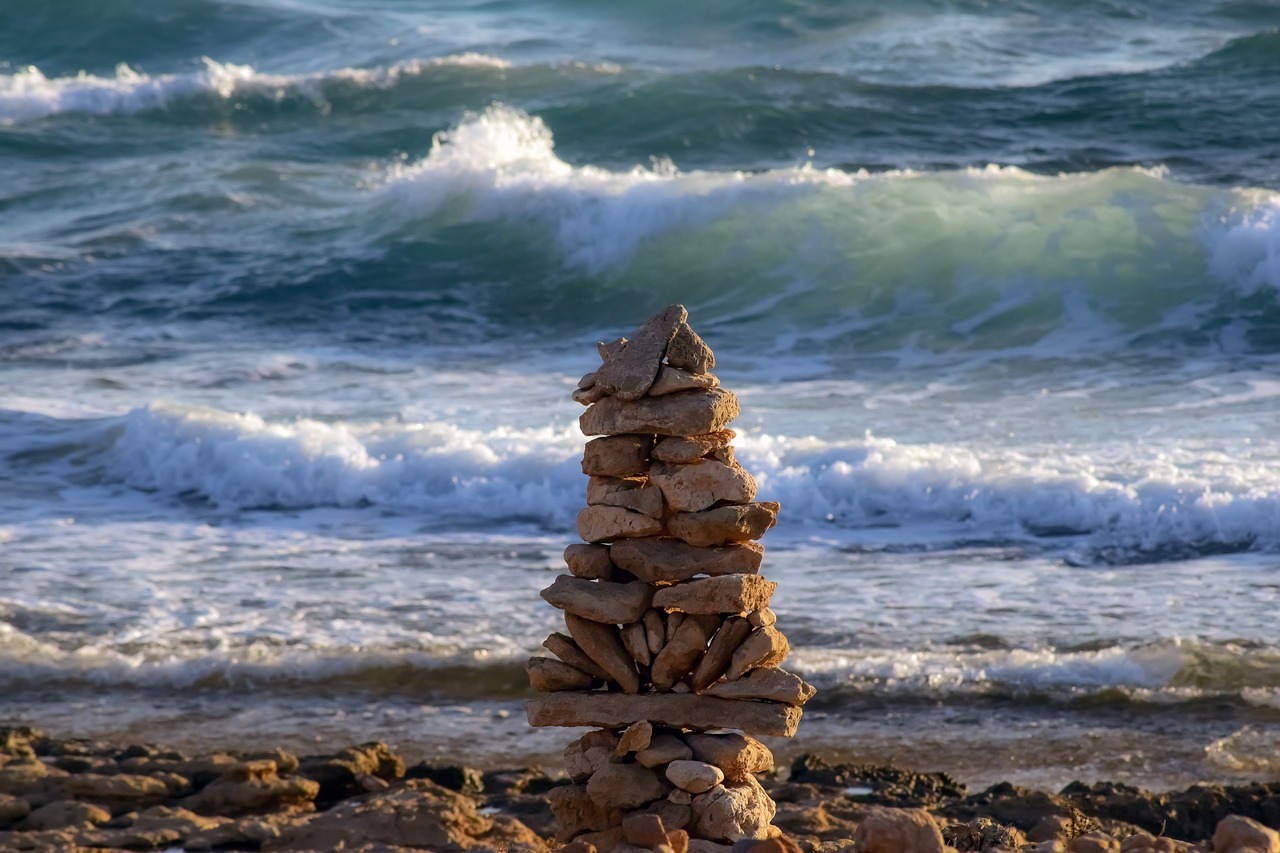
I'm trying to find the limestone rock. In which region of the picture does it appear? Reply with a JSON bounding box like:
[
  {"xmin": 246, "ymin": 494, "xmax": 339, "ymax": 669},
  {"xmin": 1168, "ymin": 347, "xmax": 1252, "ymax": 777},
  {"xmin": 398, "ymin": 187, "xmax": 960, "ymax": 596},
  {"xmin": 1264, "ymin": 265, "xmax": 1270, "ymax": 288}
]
[
  {"xmin": 182, "ymin": 761, "xmax": 318, "ymax": 817},
  {"xmin": 0, "ymin": 793, "xmax": 30, "ymax": 827},
  {"xmin": 1213, "ymin": 815, "xmax": 1280, "ymax": 853},
  {"xmin": 650, "ymin": 366, "xmax": 719, "ymax": 397},
  {"xmin": 1067, "ymin": 833, "xmax": 1120, "ymax": 853},
  {"xmin": 582, "ymin": 435, "xmax": 654, "ymax": 478},
  {"xmin": 650, "ymin": 460, "xmax": 757, "ymax": 513},
  {"xmin": 581, "ymin": 389, "xmax": 739, "ymax": 437},
  {"xmin": 652, "ymin": 575, "xmax": 777, "ymax": 616},
  {"xmin": 666, "ymin": 761, "xmax": 724, "ymax": 795},
  {"xmin": 621, "ymin": 621, "xmax": 653, "ymax": 666},
  {"xmin": 550, "ymin": 783, "xmax": 621, "ymax": 840},
  {"xmin": 588, "ymin": 477, "xmax": 666, "ymax": 519},
  {"xmin": 624, "ymin": 812, "xmax": 671, "ymax": 848},
  {"xmin": 687, "ymin": 838, "xmax": 731, "ymax": 853},
  {"xmin": 526, "ymin": 692, "xmax": 802, "ymax": 737},
  {"xmin": 667, "ymin": 322, "xmax": 715, "ymax": 374},
  {"xmin": 17, "ymin": 800, "xmax": 110, "ymax": 831},
  {"xmin": 594, "ymin": 305, "xmax": 687, "ymax": 401},
  {"xmin": 599, "ymin": 337, "xmax": 628, "ymax": 361},
  {"xmin": 62, "ymin": 772, "xmax": 171, "ymax": 812},
  {"xmin": 527, "ymin": 656, "xmax": 595, "ymax": 692},
  {"xmin": 577, "ymin": 505, "xmax": 665, "ymax": 543},
  {"xmin": 565, "ymin": 614, "xmax": 640, "ymax": 694},
  {"xmin": 617, "ymin": 722, "xmax": 654, "ymax": 756},
  {"xmin": 653, "ymin": 431, "xmax": 736, "ymax": 464},
  {"xmin": 705, "ymin": 667, "xmax": 814, "ymax": 705},
  {"xmin": 691, "ymin": 617, "xmax": 752, "ymax": 691},
  {"xmin": 564, "ymin": 731, "xmax": 619, "ymax": 782},
  {"xmin": 564, "ymin": 544, "xmax": 616, "ymax": 580},
  {"xmin": 610, "ymin": 539, "xmax": 763, "ymax": 584},
  {"xmin": 853, "ymin": 807, "xmax": 947, "ymax": 853},
  {"xmin": 541, "ymin": 576, "xmax": 655, "ymax": 624},
  {"xmin": 543, "ymin": 632, "xmax": 611, "ymax": 681},
  {"xmin": 651, "ymin": 615, "xmax": 716, "ymax": 690},
  {"xmin": 747, "ymin": 609, "xmax": 775, "ymax": 628},
  {"xmin": 725, "ymin": 626, "xmax": 790, "ymax": 680},
  {"xmin": 636, "ymin": 736, "xmax": 694, "ymax": 768},
  {"xmin": 667, "ymin": 503, "xmax": 778, "ymax": 548},
  {"xmin": 574, "ymin": 385, "xmax": 607, "ymax": 406},
  {"xmin": 681, "ymin": 734, "xmax": 773, "ymax": 782},
  {"xmin": 587, "ymin": 762, "xmax": 669, "ymax": 811},
  {"xmin": 689, "ymin": 776, "xmax": 774, "ymax": 842}
]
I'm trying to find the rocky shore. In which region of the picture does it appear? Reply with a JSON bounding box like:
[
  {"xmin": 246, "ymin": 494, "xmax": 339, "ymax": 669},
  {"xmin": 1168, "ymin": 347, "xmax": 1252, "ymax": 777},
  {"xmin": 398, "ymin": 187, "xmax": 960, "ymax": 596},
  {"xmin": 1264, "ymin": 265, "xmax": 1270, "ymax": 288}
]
[{"xmin": 1, "ymin": 726, "xmax": 1277, "ymax": 852}]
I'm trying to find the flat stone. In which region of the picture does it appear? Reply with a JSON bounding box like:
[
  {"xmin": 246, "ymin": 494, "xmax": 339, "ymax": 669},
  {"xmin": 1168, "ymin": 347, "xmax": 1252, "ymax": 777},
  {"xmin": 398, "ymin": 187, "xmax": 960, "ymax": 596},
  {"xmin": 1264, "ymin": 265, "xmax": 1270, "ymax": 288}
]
[
  {"xmin": 587, "ymin": 761, "xmax": 669, "ymax": 811},
  {"xmin": 651, "ymin": 615, "xmax": 716, "ymax": 690},
  {"xmin": 691, "ymin": 616, "xmax": 752, "ymax": 691},
  {"xmin": 666, "ymin": 503, "xmax": 778, "ymax": 547},
  {"xmin": 666, "ymin": 322, "xmax": 715, "ymax": 374},
  {"xmin": 666, "ymin": 761, "xmax": 724, "ymax": 795},
  {"xmin": 542, "ymin": 576, "xmax": 654, "ymax": 624},
  {"xmin": 544, "ymin": 632, "xmax": 611, "ymax": 680},
  {"xmin": 17, "ymin": 800, "xmax": 110, "ymax": 831},
  {"xmin": 652, "ymin": 575, "xmax": 777, "ymax": 616},
  {"xmin": 616, "ymin": 721, "xmax": 654, "ymax": 756},
  {"xmin": 588, "ymin": 476, "xmax": 665, "ymax": 519},
  {"xmin": 564, "ymin": 544, "xmax": 617, "ymax": 580},
  {"xmin": 652, "ymin": 430, "xmax": 736, "ymax": 464},
  {"xmin": 582, "ymin": 435, "xmax": 654, "ymax": 478},
  {"xmin": 689, "ymin": 776, "xmax": 774, "ymax": 842},
  {"xmin": 564, "ymin": 730, "xmax": 619, "ymax": 781},
  {"xmin": 725, "ymin": 625, "xmax": 789, "ymax": 680},
  {"xmin": 620, "ymin": 621, "xmax": 652, "ymax": 666},
  {"xmin": 611, "ymin": 539, "xmax": 764, "ymax": 584},
  {"xmin": 581, "ymin": 388, "xmax": 739, "ymax": 437},
  {"xmin": 565, "ymin": 614, "xmax": 640, "ymax": 694},
  {"xmin": 527, "ymin": 657, "xmax": 594, "ymax": 692},
  {"xmin": 705, "ymin": 667, "xmax": 814, "ymax": 705},
  {"xmin": 649, "ymin": 366, "xmax": 719, "ymax": 397},
  {"xmin": 577, "ymin": 505, "xmax": 665, "ymax": 543},
  {"xmin": 681, "ymin": 734, "xmax": 773, "ymax": 782},
  {"xmin": 526, "ymin": 692, "xmax": 803, "ymax": 737},
  {"xmin": 593, "ymin": 305, "xmax": 687, "ymax": 401},
  {"xmin": 651, "ymin": 460, "xmax": 757, "ymax": 513},
  {"xmin": 636, "ymin": 736, "xmax": 694, "ymax": 768}
]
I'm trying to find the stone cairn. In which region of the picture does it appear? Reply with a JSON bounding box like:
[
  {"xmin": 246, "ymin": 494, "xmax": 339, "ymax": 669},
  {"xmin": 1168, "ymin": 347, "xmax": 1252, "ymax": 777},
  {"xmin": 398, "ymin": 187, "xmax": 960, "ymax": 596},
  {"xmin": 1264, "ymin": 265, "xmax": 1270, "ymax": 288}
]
[{"xmin": 526, "ymin": 305, "xmax": 815, "ymax": 853}]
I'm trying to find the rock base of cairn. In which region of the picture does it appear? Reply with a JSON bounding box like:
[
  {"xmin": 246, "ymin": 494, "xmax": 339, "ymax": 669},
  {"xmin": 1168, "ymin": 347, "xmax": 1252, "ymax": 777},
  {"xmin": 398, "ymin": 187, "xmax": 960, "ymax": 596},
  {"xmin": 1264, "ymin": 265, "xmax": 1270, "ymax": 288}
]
[{"xmin": 527, "ymin": 306, "xmax": 814, "ymax": 853}]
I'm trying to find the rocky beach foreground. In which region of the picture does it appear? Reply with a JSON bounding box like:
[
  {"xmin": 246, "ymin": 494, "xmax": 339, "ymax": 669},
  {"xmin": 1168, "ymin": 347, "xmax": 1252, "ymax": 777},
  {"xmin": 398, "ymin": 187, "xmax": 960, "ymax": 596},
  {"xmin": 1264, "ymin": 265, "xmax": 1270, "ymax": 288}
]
[{"xmin": 1, "ymin": 726, "xmax": 1278, "ymax": 852}]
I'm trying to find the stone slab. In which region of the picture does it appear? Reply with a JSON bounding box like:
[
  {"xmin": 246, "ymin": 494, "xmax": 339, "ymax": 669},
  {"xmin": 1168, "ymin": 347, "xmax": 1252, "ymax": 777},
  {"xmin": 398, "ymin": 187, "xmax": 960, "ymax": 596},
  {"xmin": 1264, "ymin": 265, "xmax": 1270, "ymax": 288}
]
[
  {"xmin": 580, "ymin": 388, "xmax": 739, "ymax": 437},
  {"xmin": 526, "ymin": 692, "xmax": 802, "ymax": 737},
  {"xmin": 609, "ymin": 538, "xmax": 763, "ymax": 584}
]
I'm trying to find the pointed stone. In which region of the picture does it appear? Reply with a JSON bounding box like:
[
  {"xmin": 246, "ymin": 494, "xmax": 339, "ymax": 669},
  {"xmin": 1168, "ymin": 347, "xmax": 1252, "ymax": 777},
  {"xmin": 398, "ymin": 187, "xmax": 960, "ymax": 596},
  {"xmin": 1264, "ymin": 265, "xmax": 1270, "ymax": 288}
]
[
  {"xmin": 580, "ymin": 388, "xmax": 739, "ymax": 437},
  {"xmin": 691, "ymin": 616, "xmax": 752, "ymax": 691},
  {"xmin": 593, "ymin": 305, "xmax": 687, "ymax": 401},
  {"xmin": 620, "ymin": 621, "xmax": 652, "ymax": 666},
  {"xmin": 651, "ymin": 575, "xmax": 777, "ymax": 616},
  {"xmin": 527, "ymin": 656, "xmax": 595, "ymax": 692},
  {"xmin": 681, "ymin": 733, "xmax": 774, "ymax": 782},
  {"xmin": 577, "ymin": 505, "xmax": 665, "ymax": 543},
  {"xmin": 652, "ymin": 430, "xmax": 736, "ymax": 464},
  {"xmin": 543, "ymin": 632, "xmax": 610, "ymax": 681},
  {"xmin": 527, "ymin": 692, "xmax": 803, "ymax": 737},
  {"xmin": 610, "ymin": 539, "xmax": 763, "ymax": 584},
  {"xmin": 616, "ymin": 721, "xmax": 653, "ymax": 756},
  {"xmin": 564, "ymin": 544, "xmax": 616, "ymax": 580},
  {"xmin": 588, "ymin": 476, "xmax": 665, "ymax": 519},
  {"xmin": 644, "ymin": 609, "xmax": 667, "ymax": 654},
  {"xmin": 666, "ymin": 322, "xmax": 715, "ymax": 374},
  {"xmin": 666, "ymin": 502, "xmax": 777, "ymax": 547},
  {"xmin": 725, "ymin": 625, "xmax": 789, "ymax": 680},
  {"xmin": 705, "ymin": 666, "xmax": 814, "ymax": 705},
  {"xmin": 650, "ymin": 459, "xmax": 757, "ymax": 513},
  {"xmin": 598, "ymin": 337, "xmax": 628, "ymax": 361},
  {"xmin": 582, "ymin": 435, "xmax": 653, "ymax": 478},
  {"xmin": 649, "ymin": 366, "xmax": 719, "ymax": 397},
  {"xmin": 565, "ymin": 614, "xmax": 640, "ymax": 694},
  {"xmin": 541, "ymin": 576, "xmax": 654, "ymax": 624},
  {"xmin": 651, "ymin": 615, "xmax": 715, "ymax": 690}
]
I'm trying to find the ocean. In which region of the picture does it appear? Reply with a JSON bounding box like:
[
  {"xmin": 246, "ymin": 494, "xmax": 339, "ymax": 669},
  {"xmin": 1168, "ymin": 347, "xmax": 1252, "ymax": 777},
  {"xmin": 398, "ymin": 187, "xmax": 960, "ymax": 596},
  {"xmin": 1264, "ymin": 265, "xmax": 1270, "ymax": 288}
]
[{"xmin": 2, "ymin": 0, "xmax": 1279, "ymax": 790}]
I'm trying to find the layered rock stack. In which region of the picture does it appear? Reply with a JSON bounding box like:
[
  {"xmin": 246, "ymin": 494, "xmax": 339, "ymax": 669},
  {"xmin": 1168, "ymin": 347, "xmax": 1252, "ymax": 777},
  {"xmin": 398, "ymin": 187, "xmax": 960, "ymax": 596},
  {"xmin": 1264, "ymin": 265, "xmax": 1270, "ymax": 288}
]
[{"xmin": 526, "ymin": 305, "xmax": 815, "ymax": 853}]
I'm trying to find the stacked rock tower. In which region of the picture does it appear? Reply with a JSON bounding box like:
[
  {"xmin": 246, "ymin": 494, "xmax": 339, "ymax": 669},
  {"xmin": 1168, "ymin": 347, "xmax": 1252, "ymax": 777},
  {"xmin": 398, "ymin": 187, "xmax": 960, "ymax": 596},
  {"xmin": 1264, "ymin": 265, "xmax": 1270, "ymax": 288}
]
[{"xmin": 526, "ymin": 305, "xmax": 815, "ymax": 852}]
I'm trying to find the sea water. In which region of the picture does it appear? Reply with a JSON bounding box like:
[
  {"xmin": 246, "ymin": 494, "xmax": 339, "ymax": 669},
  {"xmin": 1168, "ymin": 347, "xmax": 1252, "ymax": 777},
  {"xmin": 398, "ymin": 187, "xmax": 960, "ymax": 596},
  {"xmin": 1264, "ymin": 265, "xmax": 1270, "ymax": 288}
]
[{"xmin": 2, "ymin": 0, "xmax": 1279, "ymax": 789}]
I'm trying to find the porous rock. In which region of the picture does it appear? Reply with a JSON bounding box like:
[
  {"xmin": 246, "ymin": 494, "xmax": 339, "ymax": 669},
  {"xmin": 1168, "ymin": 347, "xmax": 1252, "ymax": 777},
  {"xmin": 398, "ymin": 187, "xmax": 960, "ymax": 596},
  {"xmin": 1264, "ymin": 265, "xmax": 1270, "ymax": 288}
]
[
  {"xmin": 666, "ymin": 322, "xmax": 715, "ymax": 374},
  {"xmin": 541, "ymin": 576, "xmax": 655, "ymax": 625},
  {"xmin": 610, "ymin": 539, "xmax": 763, "ymax": 584},
  {"xmin": 617, "ymin": 721, "xmax": 654, "ymax": 756},
  {"xmin": 594, "ymin": 305, "xmax": 687, "ymax": 401},
  {"xmin": 650, "ymin": 460, "xmax": 757, "ymax": 513},
  {"xmin": 587, "ymin": 762, "xmax": 669, "ymax": 812},
  {"xmin": 690, "ymin": 776, "xmax": 775, "ymax": 842},
  {"xmin": 853, "ymin": 806, "xmax": 948, "ymax": 853},
  {"xmin": 681, "ymin": 733, "xmax": 774, "ymax": 782},
  {"xmin": 577, "ymin": 505, "xmax": 665, "ymax": 543},
  {"xmin": 565, "ymin": 730, "xmax": 619, "ymax": 782},
  {"xmin": 588, "ymin": 477, "xmax": 666, "ymax": 519},
  {"xmin": 725, "ymin": 626, "xmax": 790, "ymax": 681},
  {"xmin": 551, "ymin": 783, "xmax": 621, "ymax": 841},
  {"xmin": 652, "ymin": 575, "xmax": 777, "ymax": 616},
  {"xmin": 582, "ymin": 435, "xmax": 654, "ymax": 478},
  {"xmin": 581, "ymin": 389, "xmax": 739, "ymax": 438},
  {"xmin": 667, "ymin": 503, "xmax": 778, "ymax": 548},
  {"xmin": 649, "ymin": 366, "xmax": 719, "ymax": 397},
  {"xmin": 653, "ymin": 431, "xmax": 736, "ymax": 464}
]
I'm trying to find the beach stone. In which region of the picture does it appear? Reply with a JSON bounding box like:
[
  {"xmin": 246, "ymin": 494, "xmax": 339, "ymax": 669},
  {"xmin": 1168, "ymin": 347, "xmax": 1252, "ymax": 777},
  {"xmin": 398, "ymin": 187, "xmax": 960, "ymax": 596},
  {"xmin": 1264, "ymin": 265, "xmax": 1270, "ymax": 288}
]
[
  {"xmin": 565, "ymin": 544, "xmax": 616, "ymax": 580},
  {"xmin": 1213, "ymin": 815, "xmax": 1280, "ymax": 853},
  {"xmin": 853, "ymin": 806, "xmax": 947, "ymax": 853},
  {"xmin": 17, "ymin": 800, "xmax": 110, "ymax": 831},
  {"xmin": 63, "ymin": 772, "xmax": 171, "ymax": 812},
  {"xmin": 565, "ymin": 613, "xmax": 641, "ymax": 693},
  {"xmin": 621, "ymin": 621, "xmax": 653, "ymax": 666},
  {"xmin": 588, "ymin": 476, "xmax": 666, "ymax": 519},
  {"xmin": 579, "ymin": 371, "xmax": 598, "ymax": 390},
  {"xmin": 645, "ymin": 608, "xmax": 667, "ymax": 654},
  {"xmin": 577, "ymin": 505, "xmax": 665, "ymax": 543},
  {"xmin": 611, "ymin": 539, "xmax": 764, "ymax": 584},
  {"xmin": 565, "ymin": 730, "xmax": 620, "ymax": 781},
  {"xmin": 183, "ymin": 761, "xmax": 318, "ymax": 818},
  {"xmin": 624, "ymin": 812, "xmax": 671, "ymax": 848},
  {"xmin": 705, "ymin": 667, "xmax": 814, "ymax": 705},
  {"xmin": 582, "ymin": 435, "xmax": 654, "ymax": 478},
  {"xmin": 692, "ymin": 616, "xmax": 752, "ymax": 690},
  {"xmin": 527, "ymin": 692, "xmax": 802, "ymax": 737},
  {"xmin": 527, "ymin": 656, "xmax": 595, "ymax": 692},
  {"xmin": 653, "ymin": 431, "xmax": 736, "ymax": 464},
  {"xmin": 1068, "ymin": 832, "xmax": 1121, "ymax": 853},
  {"xmin": 594, "ymin": 305, "xmax": 687, "ymax": 401},
  {"xmin": 599, "ymin": 337, "xmax": 628, "ymax": 361},
  {"xmin": 0, "ymin": 793, "xmax": 30, "ymax": 828},
  {"xmin": 667, "ymin": 503, "xmax": 778, "ymax": 547},
  {"xmin": 587, "ymin": 762, "xmax": 669, "ymax": 812},
  {"xmin": 541, "ymin": 575, "xmax": 655, "ymax": 624},
  {"xmin": 690, "ymin": 776, "xmax": 774, "ymax": 842},
  {"xmin": 617, "ymin": 721, "xmax": 654, "ymax": 756},
  {"xmin": 637, "ymin": 736, "xmax": 695, "ymax": 768},
  {"xmin": 574, "ymin": 385, "xmax": 608, "ymax": 406},
  {"xmin": 747, "ymin": 609, "xmax": 776, "ymax": 628},
  {"xmin": 652, "ymin": 615, "xmax": 717, "ymax": 690},
  {"xmin": 650, "ymin": 366, "xmax": 720, "ymax": 397},
  {"xmin": 581, "ymin": 388, "xmax": 740, "ymax": 437},
  {"xmin": 688, "ymin": 841, "xmax": 734, "ymax": 853},
  {"xmin": 651, "ymin": 460, "xmax": 757, "ymax": 513},
  {"xmin": 682, "ymin": 734, "xmax": 773, "ymax": 782},
  {"xmin": 544, "ymin": 632, "xmax": 611, "ymax": 680},
  {"xmin": 667, "ymin": 761, "xmax": 724, "ymax": 794},
  {"xmin": 551, "ymin": 783, "xmax": 622, "ymax": 840},
  {"xmin": 652, "ymin": 575, "xmax": 777, "ymax": 616},
  {"xmin": 667, "ymin": 611, "xmax": 686, "ymax": 640},
  {"xmin": 667, "ymin": 322, "xmax": 715, "ymax": 374},
  {"xmin": 725, "ymin": 626, "xmax": 790, "ymax": 680}
]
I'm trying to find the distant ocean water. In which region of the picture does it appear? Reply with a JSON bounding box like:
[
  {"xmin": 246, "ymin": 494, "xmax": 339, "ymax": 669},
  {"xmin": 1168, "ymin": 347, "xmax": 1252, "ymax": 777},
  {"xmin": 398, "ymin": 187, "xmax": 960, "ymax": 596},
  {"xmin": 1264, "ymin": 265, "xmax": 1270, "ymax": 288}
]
[{"xmin": 2, "ymin": 0, "xmax": 1280, "ymax": 788}]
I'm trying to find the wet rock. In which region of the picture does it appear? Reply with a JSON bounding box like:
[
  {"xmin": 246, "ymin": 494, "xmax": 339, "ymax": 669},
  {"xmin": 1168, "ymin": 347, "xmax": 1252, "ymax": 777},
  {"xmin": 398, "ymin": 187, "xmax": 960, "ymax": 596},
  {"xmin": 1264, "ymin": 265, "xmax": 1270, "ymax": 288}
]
[
  {"xmin": 582, "ymin": 435, "xmax": 654, "ymax": 478},
  {"xmin": 853, "ymin": 806, "xmax": 947, "ymax": 853},
  {"xmin": 790, "ymin": 756, "xmax": 966, "ymax": 809},
  {"xmin": 541, "ymin": 576, "xmax": 656, "ymax": 624},
  {"xmin": 610, "ymin": 539, "xmax": 764, "ymax": 584},
  {"xmin": 667, "ymin": 503, "xmax": 778, "ymax": 547},
  {"xmin": 580, "ymin": 389, "xmax": 740, "ymax": 437}
]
